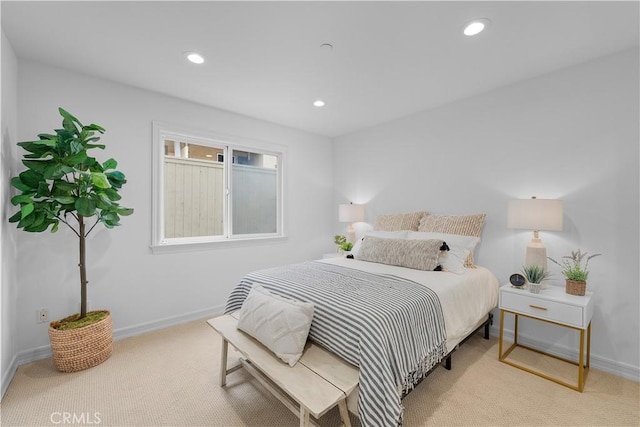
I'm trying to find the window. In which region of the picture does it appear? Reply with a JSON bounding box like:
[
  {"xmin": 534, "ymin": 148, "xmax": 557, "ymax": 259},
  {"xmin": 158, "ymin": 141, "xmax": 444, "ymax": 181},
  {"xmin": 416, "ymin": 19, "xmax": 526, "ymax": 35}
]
[{"xmin": 152, "ymin": 123, "xmax": 284, "ymax": 251}]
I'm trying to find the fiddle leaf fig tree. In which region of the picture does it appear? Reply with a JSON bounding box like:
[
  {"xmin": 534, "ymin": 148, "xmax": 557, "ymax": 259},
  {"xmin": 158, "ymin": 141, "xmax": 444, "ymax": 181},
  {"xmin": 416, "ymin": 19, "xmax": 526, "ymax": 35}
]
[{"xmin": 9, "ymin": 108, "xmax": 133, "ymax": 320}]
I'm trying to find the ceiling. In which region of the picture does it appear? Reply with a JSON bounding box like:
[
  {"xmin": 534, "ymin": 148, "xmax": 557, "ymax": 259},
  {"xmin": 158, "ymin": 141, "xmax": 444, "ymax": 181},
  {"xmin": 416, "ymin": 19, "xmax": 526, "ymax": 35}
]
[{"xmin": 2, "ymin": 1, "xmax": 639, "ymax": 138}]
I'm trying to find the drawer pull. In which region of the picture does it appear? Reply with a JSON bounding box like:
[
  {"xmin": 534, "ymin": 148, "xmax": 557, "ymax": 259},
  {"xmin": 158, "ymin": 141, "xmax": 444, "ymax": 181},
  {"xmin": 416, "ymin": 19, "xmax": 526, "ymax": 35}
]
[{"xmin": 529, "ymin": 304, "xmax": 548, "ymax": 311}]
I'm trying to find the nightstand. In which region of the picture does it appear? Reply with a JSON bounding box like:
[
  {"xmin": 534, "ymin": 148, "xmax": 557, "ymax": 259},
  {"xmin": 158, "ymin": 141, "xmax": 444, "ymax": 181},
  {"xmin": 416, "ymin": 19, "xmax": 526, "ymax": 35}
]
[{"xmin": 498, "ymin": 284, "xmax": 594, "ymax": 392}]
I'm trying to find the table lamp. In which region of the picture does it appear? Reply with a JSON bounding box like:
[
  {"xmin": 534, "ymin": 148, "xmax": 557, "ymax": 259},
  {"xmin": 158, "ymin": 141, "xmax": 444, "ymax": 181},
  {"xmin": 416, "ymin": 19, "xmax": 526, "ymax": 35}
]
[
  {"xmin": 339, "ymin": 203, "xmax": 364, "ymax": 243},
  {"xmin": 507, "ymin": 196, "xmax": 563, "ymax": 271}
]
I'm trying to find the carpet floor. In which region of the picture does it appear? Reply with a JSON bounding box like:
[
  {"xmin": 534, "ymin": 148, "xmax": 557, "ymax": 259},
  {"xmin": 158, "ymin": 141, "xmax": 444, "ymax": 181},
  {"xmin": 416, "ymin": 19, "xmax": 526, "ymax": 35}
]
[{"xmin": 1, "ymin": 318, "xmax": 638, "ymax": 426}]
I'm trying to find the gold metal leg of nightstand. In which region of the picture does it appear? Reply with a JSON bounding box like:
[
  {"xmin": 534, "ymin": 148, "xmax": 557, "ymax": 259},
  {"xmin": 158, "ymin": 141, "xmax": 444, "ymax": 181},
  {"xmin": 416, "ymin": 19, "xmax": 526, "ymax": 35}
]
[
  {"xmin": 578, "ymin": 328, "xmax": 585, "ymax": 391},
  {"xmin": 498, "ymin": 310, "xmax": 504, "ymax": 357},
  {"xmin": 498, "ymin": 309, "xmax": 590, "ymax": 392},
  {"xmin": 586, "ymin": 322, "xmax": 591, "ymax": 368}
]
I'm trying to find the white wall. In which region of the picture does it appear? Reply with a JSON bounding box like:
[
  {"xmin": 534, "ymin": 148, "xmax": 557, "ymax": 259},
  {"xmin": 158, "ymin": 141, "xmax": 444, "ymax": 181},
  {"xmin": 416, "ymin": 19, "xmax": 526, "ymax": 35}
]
[
  {"xmin": 1, "ymin": 30, "xmax": 20, "ymax": 397},
  {"xmin": 333, "ymin": 48, "xmax": 639, "ymax": 380},
  {"xmin": 13, "ymin": 61, "xmax": 334, "ymax": 362}
]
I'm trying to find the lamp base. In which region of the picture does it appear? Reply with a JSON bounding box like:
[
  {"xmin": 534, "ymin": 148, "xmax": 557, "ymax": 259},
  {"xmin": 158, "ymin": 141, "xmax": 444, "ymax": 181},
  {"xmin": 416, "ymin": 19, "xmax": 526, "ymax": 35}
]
[
  {"xmin": 346, "ymin": 224, "xmax": 356, "ymax": 244},
  {"xmin": 525, "ymin": 238, "xmax": 548, "ymax": 288}
]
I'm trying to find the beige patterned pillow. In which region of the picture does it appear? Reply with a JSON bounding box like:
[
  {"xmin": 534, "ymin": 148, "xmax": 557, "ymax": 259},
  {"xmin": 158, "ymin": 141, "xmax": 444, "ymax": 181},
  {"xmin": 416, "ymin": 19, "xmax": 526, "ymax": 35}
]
[
  {"xmin": 418, "ymin": 213, "xmax": 486, "ymax": 267},
  {"xmin": 373, "ymin": 211, "xmax": 429, "ymax": 231},
  {"xmin": 355, "ymin": 236, "xmax": 445, "ymax": 271}
]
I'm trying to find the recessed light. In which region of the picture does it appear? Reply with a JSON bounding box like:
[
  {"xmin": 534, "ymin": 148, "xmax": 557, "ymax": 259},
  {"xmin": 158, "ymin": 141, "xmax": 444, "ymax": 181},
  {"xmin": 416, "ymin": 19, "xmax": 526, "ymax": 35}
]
[
  {"xmin": 185, "ymin": 52, "xmax": 205, "ymax": 64},
  {"xmin": 463, "ymin": 18, "xmax": 491, "ymax": 36},
  {"xmin": 313, "ymin": 100, "xmax": 325, "ymax": 107}
]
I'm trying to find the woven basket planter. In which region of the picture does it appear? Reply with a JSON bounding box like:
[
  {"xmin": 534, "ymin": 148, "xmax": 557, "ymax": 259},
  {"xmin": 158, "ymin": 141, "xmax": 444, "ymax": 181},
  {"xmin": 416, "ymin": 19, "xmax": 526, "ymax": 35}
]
[
  {"xmin": 48, "ymin": 311, "xmax": 113, "ymax": 373},
  {"xmin": 565, "ymin": 279, "xmax": 587, "ymax": 296}
]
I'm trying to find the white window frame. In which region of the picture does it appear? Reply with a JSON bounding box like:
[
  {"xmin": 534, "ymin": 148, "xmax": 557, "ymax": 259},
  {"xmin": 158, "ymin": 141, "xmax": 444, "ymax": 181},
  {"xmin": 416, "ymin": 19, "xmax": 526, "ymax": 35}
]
[{"xmin": 151, "ymin": 122, "xmax": 286, "ymax": 253}]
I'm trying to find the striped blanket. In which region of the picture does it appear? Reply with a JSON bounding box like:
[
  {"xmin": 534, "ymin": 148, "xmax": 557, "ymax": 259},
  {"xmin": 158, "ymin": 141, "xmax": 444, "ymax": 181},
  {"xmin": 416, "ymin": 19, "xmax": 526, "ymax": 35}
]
[{"xmin": 225, "ymin": 261, "xmax": 447, "ymax": 427}]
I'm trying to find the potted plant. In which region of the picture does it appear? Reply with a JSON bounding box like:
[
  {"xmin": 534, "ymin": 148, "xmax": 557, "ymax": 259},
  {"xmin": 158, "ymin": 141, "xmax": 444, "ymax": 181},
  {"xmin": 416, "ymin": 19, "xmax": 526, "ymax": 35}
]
[
  {"xmin": 9, "ymin": 108, "xmax": 133, "ymax": 372},
  {"xmin": 521, "ymin": 265, "xmax": 550, "ymax": 293},
  {"xmin": 333, "ymin": 235, "xmax": 354, "ymax": 254},
  {"xmin": 548, "ymin": 249, "xmax": 601, "ymax": 296}
]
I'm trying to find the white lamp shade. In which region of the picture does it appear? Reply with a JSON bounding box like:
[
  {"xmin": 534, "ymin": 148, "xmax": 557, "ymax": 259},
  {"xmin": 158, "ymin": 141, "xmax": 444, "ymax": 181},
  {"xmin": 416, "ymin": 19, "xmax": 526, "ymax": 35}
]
[
  {"xmin": 338, "ymin": 203, "xmax": 364, "ymax": 223},
  {"xmin": 507, "ymin": 198, "xmax": 563, "ymax": 231}
]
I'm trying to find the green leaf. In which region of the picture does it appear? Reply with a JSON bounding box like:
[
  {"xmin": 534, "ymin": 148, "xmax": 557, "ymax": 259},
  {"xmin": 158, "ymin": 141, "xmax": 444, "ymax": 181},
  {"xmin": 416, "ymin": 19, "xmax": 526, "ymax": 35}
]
[
  {"xmin": 11, "ymin": 194, "xmax": 33, "ymax": 206},
  {"xmin": 101, "ymin": 212, "xmax": 119, "ymax": 223},
  {"xmin": 70, "ymin": 139, "xmax": 84, "ymax": 154},
  {"xmin": 55, "ymin": 128, "xmax": 75, "ymax": 142},
  {"xmin": 85, "ymin": 144, "xmax": 106, "ymax": 150},
  {"xmin": 23, "ymin": 152, "xmax": 50, "ymax": 159},
  {"xmin": 117, "ymin": 207, "xmax": 134, "ymax": 216},
  {"xmin": 21, "ymin": 203, "xmax": 35, "ymax": 219},
  {"xmin": 25, "ymin": 221, "xmax": 50, "ymax": 233},
  {"xmin": 18, "ymin": 211, "xmax": 35, "ymax": 228},
  {"xmin": 36, "ymin": 182, "xmax": 50, "ymax": 197},
  {"xmin": 44, "ymin": 163, "xmax": 67, "ymax": 180},
  {"xmin": 107, "ymin": 170, "xmax": 125, "ymax": 181},
  {"xmin": 82, "ymin": 157, "xmax": 98, "ymax": 168},
  {"xmin": 62, "ymin": 117, "xmax": 78, "ymax": 133},
  {"xmin": 59, "ymin": 107, "xmax": 82, "ymax": 127},
  {"xmin": 95, "ymin": 194, "xmax": 114, "ymax": 210},
  {"xmin": 53, "ymin": 196, "xmax": 75, "ymax": 204},
  {"xmin": 19, "ymin": 170, "xmax": 44, "ymax": 188},
  {"xmin": 29, "ymin": 210, "xmax": 46, "ymax": 228},
  {"xmin": 53, "ymin": 181, "xmax": 76, "ymax": 192},
  {"xmin": 75, "ymin": 197, "xmax": 96, "ymax": 217},
  {"xmin": 83, "ymin": 123, "xmax": 105, "ymax": 133},
  {"xmin": 102, "ymin": 188, "xmax": 121, "ymax": 201},
  {"xmin": 106, "ymin": 170, "xmax": 126, "ymax": 189},
  {"xmin": 51, "ymin": 220, "xmax": 59, "ymax": 233},
  {"xmin": 102, "ymin": 158, "xmax": 117, "ymax": 170},
  {"xmin": 8, "ymin": 211, "xmax": 22, "ymax": 223},
  {"xmin": 22, "ymin": 159, "xmax": 49, "ymax": 174},
  {"xmin": 91, "ymin": 172, "xmax": 111, "ymax": 189},
  {"xmin": 19, "ymin": 139, "xmax": 57, "ymax": 148},
  {"xmin": 11, "ymin": 176, "xmax": 34, "ymax": 192},
  {"xmin": 18, "ymin": 141, "xmax": 54, "ymax": 154},
  {"xmin": 65, "ymin": 150, "xmax": 88, "ymax": 165}
]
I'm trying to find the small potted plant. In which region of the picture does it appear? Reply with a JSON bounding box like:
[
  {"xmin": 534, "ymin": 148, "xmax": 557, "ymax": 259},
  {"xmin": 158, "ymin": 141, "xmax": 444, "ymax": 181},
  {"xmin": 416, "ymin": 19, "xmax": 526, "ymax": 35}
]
[
  {"xmin": 333, "ymin": 235, "xmax": 354, "ymax": 254},
  {"xmin": 548, "ymin": 249, "xmax": 601, "ymax": 296},
  {"xmin": 521, "ymin": 265, "xmax": 550, "ymax": 294}
]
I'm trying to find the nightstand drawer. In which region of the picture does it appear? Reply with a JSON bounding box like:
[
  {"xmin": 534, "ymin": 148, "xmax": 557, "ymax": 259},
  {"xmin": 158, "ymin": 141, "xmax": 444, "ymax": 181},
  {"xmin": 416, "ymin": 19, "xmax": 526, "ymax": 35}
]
[{"xmin": 501, "ymin": 292, "xmax": 584, "ymax": 327}]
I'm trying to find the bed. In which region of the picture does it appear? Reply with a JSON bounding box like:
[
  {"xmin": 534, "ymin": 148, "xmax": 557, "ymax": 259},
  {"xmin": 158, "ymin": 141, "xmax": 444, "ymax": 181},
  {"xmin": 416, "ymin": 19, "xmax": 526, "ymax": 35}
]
[{"xmin": 224, "ymin": 212, "xmax": 499, "ymax": 427}]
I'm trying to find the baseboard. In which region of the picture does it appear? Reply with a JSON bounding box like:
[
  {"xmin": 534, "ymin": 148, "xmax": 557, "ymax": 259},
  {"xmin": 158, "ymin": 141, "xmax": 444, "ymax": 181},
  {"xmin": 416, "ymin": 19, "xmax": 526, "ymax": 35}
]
[
  {"xmin": 1, "ymin": 353, "xmax": 19, "ymax": 399},
  {"xmin": 114, "ymin": 305, "xmax": 225, "ymax": 341},
  {"xmin": 8, "ymin": 305, "xmax": 226, "ymax": 380},
  {"xmin": 490, "ymin": 325, "xmax": 640, "ymax": 383}
]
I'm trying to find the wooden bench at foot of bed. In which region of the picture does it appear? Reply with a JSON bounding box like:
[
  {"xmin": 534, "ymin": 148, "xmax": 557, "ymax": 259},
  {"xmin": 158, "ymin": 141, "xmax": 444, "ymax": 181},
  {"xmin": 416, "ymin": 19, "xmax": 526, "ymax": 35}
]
[{"xmin": 207, "ymin": 313, "xmax": 359, "ymax": 427}]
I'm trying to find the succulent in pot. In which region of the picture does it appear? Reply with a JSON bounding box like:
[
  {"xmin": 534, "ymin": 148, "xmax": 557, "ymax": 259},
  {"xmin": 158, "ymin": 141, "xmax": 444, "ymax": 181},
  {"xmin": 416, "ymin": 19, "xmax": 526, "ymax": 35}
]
[
  {"xmin": 521, "ymin": 264, "xmax": 550, "ymax": 293},
  {"xmin": 521, "ymin": 265, "xmax": 550, "ymax": 284}
]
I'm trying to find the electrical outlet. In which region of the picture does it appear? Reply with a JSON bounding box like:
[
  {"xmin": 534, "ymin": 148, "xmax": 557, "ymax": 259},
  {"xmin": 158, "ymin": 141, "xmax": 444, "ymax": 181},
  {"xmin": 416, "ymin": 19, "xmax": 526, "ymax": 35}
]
[{"xmin": 37, "ymin": 308, "xmax": 49, "ymax": 323}]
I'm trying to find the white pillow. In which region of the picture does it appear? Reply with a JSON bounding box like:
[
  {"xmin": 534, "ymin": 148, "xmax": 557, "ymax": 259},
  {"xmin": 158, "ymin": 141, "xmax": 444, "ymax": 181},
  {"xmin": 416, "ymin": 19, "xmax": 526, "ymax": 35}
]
[
  {"xmin": 351, "ymin": 230, "xmax": 409, "ymax": 257},
  {"xmin": 407, "ymin": 231, "xmax": 480, "ymax": 274},
  {"xmin": 237, "ymin": 285, "xmax": 314, "ymax": 367}
]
